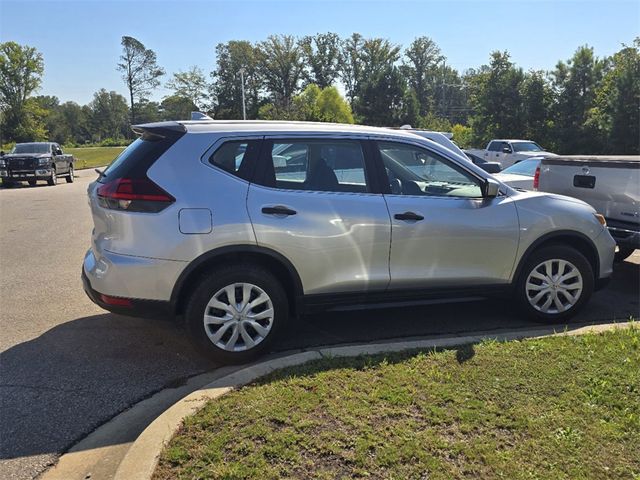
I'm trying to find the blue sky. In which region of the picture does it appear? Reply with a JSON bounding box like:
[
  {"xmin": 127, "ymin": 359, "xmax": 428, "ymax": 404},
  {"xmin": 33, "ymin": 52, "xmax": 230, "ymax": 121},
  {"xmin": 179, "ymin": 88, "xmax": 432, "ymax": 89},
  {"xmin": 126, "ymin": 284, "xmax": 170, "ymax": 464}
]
[{"xmin": 1, "ymin": 0, "xmax": 638, "ymax": 105}]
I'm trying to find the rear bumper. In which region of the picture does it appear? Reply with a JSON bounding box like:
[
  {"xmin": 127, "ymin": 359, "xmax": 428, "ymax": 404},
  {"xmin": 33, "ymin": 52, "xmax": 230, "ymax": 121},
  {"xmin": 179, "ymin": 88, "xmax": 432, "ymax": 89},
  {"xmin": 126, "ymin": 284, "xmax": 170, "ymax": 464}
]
[
  {"xmin": 82, "ymin": 247, "xmax": 186, "ymax": 318},
  {"xmin": 82, "ymin": 267, "xmax": 173, "ymax": 318}
]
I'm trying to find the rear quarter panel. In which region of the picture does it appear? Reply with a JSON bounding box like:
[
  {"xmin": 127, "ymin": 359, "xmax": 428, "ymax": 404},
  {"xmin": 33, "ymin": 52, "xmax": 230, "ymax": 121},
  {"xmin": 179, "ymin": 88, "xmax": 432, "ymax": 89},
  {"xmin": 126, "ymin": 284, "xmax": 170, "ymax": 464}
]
[{"xmin": 90, "ymin": 132, "xmax": 257, "ymax": 262}]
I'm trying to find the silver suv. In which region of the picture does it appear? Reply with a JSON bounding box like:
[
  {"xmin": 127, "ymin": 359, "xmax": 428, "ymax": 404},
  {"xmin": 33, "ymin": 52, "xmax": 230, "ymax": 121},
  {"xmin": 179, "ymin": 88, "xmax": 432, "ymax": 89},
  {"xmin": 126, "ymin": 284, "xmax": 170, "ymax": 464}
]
[{"xmin": 83, "ymin": 120, "xmax": 615, "ymax": 363}]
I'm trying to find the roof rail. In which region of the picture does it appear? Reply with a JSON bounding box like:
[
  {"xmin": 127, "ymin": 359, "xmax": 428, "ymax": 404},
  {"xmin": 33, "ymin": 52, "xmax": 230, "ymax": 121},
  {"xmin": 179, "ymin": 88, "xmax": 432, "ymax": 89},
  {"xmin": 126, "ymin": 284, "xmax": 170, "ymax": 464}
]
[{"xmin": 191, "ymin": 111, "xmax": 213, "ymax": 121}]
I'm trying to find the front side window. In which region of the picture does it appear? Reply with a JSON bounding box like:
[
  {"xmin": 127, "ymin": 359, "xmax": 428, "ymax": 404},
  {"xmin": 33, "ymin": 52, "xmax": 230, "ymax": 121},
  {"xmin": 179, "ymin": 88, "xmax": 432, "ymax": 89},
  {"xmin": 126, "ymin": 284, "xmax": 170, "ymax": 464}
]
[
  {"xmin": 378, "ymin": 141, "xmax": 483, "ymax": 198},
  {"xmin": 260, "ymin": 139, "xmax": 369, "ymax": 193}
]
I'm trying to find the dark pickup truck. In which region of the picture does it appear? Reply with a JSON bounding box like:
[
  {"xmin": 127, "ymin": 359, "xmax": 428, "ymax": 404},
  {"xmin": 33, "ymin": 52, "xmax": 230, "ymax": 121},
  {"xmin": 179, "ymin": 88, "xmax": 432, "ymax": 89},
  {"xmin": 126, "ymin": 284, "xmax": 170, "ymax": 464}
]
[{"xmin": 0, "ymin": 142, "xmax": 75, "ymax": 187}]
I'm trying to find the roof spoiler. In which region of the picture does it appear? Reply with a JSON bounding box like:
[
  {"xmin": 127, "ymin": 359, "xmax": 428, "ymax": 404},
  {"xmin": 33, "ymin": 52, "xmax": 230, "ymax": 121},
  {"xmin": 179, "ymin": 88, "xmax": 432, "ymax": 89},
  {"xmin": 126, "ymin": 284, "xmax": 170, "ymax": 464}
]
[{"xmin": 131, "ymin": 122, "xmax": 186, "ymax": 140}]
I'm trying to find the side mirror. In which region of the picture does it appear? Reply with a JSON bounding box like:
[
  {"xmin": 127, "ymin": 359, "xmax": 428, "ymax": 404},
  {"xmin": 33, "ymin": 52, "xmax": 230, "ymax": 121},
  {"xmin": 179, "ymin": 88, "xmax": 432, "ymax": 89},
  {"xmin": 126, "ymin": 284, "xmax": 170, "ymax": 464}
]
[
  {"xmin": 502, "ymin": 146, "xmax": 512, "ymax": 154},
  {"xmin": 55, "ymin": 149, "xmax": 63, "ymax": 155},
  {"xmin": 484, "ymin": 178, "xmax": 500, "ymax": 198}
]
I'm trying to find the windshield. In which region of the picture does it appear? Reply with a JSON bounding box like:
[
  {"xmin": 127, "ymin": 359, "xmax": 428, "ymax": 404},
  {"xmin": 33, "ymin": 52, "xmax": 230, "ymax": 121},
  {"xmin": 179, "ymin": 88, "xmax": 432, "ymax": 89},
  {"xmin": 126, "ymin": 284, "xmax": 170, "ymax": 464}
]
[
  {"xmin": 512, "ymin": 142, "xmax": 543, "ymax": 152},
  {"xmin": 11, "ymin": 143, "xmax": 51, "ymax": 154},
  {"xmin": 501, "ymin": 158, "xmax": 540, "ymax": 177}
]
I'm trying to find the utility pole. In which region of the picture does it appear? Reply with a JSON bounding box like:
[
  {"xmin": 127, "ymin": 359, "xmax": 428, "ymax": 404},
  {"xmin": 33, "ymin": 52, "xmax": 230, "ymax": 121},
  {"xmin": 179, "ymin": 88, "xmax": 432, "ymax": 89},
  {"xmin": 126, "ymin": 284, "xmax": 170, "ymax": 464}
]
[{"xmin": 239, "ymin": 68, "xmax": 247, "ymax": 120}]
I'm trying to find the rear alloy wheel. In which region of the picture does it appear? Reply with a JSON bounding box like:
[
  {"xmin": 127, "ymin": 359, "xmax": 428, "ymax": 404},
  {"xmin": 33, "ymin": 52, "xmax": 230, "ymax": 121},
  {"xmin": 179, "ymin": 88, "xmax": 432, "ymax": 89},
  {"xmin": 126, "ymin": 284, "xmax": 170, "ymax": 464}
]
[
  {"xmin": 516, "ymin": 245, "xmax": 593, "ymax": 323},
  {"xmin": 186, "ymin": 265, "xmax": 288, "ymax": 364},
  {"xmin": 66, "ymin": 165, "xmax": 74, "ymax": 183},
  {"xmin": 47, "ymin": 168, "xmax": 57, "ymax": 186}
]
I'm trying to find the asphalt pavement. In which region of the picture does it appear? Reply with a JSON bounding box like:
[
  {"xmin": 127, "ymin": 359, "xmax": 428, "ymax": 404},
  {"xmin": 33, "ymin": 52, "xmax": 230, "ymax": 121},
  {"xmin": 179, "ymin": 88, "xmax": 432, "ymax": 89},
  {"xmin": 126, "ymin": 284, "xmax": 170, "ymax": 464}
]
[{"xmin": 0, "ymin": 172, "xmax": 638, "ymax": 480}]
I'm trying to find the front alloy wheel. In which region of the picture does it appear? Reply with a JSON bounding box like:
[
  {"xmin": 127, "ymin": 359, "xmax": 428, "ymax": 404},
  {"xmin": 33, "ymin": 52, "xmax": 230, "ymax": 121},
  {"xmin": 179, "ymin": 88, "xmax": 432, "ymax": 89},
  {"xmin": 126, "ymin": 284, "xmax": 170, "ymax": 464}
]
[
  {"xmin": 47, "ymin": 168, "xmax": 57, "ymax": 186},
  {"xmin": 203, "ymin": 283, "xmax": 274, "ymax": 352}
]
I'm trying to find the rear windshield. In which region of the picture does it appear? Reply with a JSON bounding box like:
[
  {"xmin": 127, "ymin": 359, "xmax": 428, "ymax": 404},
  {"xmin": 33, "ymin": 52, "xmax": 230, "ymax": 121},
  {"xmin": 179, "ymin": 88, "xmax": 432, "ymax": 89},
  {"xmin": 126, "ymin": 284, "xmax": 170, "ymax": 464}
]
[
  {"xmin": 12, "ymin": 143, "xmax": 51, "ymax": 154},
  {"xmin": 100, "ymin": 133, "xmax": 182, "ymax": 182}
]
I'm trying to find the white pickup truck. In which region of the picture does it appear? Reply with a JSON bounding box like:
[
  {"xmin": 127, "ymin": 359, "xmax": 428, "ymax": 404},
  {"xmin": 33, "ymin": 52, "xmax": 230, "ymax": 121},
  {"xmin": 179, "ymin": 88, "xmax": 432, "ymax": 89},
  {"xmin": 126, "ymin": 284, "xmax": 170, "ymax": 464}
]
[
  {"xmin": 538, "ymin": 155, "xmax": 639, "ymax": 262},
  {"xmin": 467, "ymin": 139, "xmax": 556, "ymax": 169}
]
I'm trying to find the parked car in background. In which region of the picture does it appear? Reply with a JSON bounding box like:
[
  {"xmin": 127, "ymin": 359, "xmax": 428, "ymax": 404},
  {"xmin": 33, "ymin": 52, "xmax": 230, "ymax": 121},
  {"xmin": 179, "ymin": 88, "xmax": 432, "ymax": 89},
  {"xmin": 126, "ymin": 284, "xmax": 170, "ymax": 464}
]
[
  {"xmin": 467, "ymin": 139, "xmax": 556, "ymax": 169},
  {"xmin": 82, "ymin": 118, "xmax": 615, "ymax": 364},
  {"xmin": 494, "ymin": 157, "xmax": 542, "ymax": 190},
  {"xmin": 463, "ymin": 150, "xmax": 502, "ymax": 174},
  {"xmin": 538, "ymin": 155, "xmax": 639, "ymax": 262},
  {"xmin": 0, "ymin": 142, "xmax": 75, "ymax": 187}
]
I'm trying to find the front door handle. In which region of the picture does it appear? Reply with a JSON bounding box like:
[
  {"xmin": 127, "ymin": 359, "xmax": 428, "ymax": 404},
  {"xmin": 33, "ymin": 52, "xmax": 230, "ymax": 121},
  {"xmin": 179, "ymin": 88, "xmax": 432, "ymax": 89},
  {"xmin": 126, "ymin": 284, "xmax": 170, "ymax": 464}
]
[
  {"xmin": 262, "ymin": 206, "xmax": 297, "ymax": 216},
  {"xmin": 394, "ymin": 211, "xmax": 424, "ymax": 221}
]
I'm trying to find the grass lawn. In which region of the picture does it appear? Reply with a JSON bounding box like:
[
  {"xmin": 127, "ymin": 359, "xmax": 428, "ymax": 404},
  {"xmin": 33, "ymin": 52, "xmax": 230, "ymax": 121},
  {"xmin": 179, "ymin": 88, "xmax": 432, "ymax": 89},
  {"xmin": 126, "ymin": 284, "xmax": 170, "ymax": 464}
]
[
  {"xmin": 155, "ymin": 326, "xmax": 639, "ymax": 480},
  {"xmin": 66, "ymin": 146, "xmax": 125, "ymax": 170}
]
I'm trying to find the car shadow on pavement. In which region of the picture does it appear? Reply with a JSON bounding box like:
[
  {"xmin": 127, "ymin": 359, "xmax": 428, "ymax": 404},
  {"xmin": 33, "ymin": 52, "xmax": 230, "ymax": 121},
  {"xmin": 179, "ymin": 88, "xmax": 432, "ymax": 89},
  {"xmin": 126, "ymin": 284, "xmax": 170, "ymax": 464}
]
[{"xmin": 1, "ymin": 262, "xmax": 637, "ymax": 469}]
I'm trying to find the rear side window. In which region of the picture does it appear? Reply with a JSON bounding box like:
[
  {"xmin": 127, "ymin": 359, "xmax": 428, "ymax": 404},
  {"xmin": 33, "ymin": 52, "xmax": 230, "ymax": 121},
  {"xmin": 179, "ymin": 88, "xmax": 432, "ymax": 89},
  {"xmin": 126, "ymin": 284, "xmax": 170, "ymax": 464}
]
[
  {"xmin": 256, "ymin": 139, "xmax": 370, "ymax": 193},
  {"xmin": 208, "ymin": 140, "xmax": 261, "ymax": 181},
  {"xmin": 487, "ymin": 141, "xmax": 500, "ymax": 152}
]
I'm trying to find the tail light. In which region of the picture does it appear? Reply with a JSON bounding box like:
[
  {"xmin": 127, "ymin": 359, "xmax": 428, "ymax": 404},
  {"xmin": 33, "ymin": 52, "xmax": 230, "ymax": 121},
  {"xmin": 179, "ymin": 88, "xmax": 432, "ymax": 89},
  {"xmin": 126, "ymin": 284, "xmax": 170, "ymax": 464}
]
[
  {"xmin": 97, "ymin": 177, "xmax": 175, "ymax": 213},
  {"xmin": 533, "ymin": 166, "xmax": 540, "ymax": 190}
]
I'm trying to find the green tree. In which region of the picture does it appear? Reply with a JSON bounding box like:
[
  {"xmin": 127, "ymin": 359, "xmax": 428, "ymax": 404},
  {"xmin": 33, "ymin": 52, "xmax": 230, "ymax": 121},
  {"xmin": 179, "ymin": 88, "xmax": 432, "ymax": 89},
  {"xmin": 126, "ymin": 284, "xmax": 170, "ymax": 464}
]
[
  {"xmin": 299, "ymin": 33, "xmax": 342, "ymax": 88},
  {"xmin": 292, "ymin": 83, "xmax": 321, "ymax": 120},
  {"xmin": 258, "ymin": 35, "xmax": 305, "ymax": 111},
  {"xmin": 0, "ymin": 41, "xmax": 45, "ymax": 143},
  {"xmin": 166, "ymin": 66, "xmax": 209, "ymax": 110},
  {"xmin": 354, "ymin": 65, "xmax": 406, "ymax": 126},
  {"xmin": 316, "ymin": 86, "xmax": 354, "ymax": 123},
  {"xmin": 551, "ymin": 45, "xmax": 607, "ymax": 153},
  {"xmin": 339, "ymin": 33, "xmax": 365, "ymax": 103},
  {"xmin": 350, "ymin": 37, "xmax": 404, "ymax": 125},
  {"xmin": 89, "ymin": 89, "xmax": 129, "ymax": 141},
  {"xmin": 135, "ymin": 99, "xmax": 161, "ymax": 123},
  {"xmin": 211, "ymin": 40, "xmax": 261, "ymax": 119},
  {"xmin": 260, "ymin": 84, "xmax": 353, "ymax": 123},
  {"xmin": 590, "ymin": 39, "xmax": 640, "ymax": 154},
  {"xmin": 521, "ymin": 71, "xmax": 554, "ymax": 148},
  {"xmin": 451, "ymin": 123, "xmax": 473, "ymax": 148},
  {"xmin": 402, "ymin": 36, "xmax": 443, "ymax": 116},
  {"xmin": 468, "ymin": 51, "xmax": 525, "ymax": 144},
  {"xmin": 117, "ymin": 36, "xmax": 165, "ymax": 125},
  {"xmin": 159, "ymin": 95, "xmax": 197, "ymax": 121}
]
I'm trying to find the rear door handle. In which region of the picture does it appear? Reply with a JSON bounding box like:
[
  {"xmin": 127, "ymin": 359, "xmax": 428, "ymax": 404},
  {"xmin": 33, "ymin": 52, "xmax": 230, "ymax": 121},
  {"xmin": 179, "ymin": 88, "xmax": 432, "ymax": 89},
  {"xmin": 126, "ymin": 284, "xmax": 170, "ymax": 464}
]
[
  {"xmin": 394, "ymin": 211, "xmax": 424, "ymax": 221},
  {"xmin": 261, "ymin": 206, "xmax": 297, "ymax": 216}
]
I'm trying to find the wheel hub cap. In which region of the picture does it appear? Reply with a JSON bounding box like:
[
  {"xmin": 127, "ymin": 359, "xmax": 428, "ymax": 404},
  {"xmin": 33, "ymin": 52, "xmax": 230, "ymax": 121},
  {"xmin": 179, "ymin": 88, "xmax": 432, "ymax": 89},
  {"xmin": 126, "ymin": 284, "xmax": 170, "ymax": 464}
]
[
  {"xmin": 525, "ymin": 259, "xmax": 583, "ymax": 314},
  {"xmin": 203, "ymin": 283, "xmax": 274, "ymax": 352}
]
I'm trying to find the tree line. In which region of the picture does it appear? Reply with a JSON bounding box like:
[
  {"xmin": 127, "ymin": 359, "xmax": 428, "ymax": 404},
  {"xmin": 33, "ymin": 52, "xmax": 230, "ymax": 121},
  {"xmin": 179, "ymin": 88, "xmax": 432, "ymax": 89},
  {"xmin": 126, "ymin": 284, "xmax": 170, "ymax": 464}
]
[{"xmin": 1, "ymin": 34, "xmax": 638, "ymax": 153}]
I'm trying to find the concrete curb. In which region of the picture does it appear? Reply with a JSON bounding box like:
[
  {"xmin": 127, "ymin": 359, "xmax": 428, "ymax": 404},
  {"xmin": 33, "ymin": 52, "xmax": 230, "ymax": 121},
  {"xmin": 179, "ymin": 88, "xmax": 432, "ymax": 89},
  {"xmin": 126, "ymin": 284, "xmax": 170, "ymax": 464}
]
[{"xmin": 113, "ymin": 320, "xmax": 635, "ymax": 480}]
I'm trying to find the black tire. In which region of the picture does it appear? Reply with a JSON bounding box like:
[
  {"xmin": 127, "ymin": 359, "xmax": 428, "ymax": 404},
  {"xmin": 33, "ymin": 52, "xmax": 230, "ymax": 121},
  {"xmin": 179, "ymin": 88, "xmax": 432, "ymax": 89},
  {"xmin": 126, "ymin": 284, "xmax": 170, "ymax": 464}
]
[
  {"xmin": 66, "ymin": 165, "xmax": 74, "ymax": 183},
  {"xmin": 28, "ymin": 180, "xmax": 37, "ymax": 186},
  {"xmin": 185, "ymin": 264, "xmax": 288, "ymax": 364},
  {"xmin": 614, "ymin": 246, "xmax": 635, "ymax": 263},
  {"xmin": 2, "ymin": 180, "xmax": 15, "ymax": 188},
  {"xmin": 47, "ymin": 168, "xmax": 56, "ymax": 186},
  {"xmin": 516, "ymin": 245, "xmax": 594, "ymax": 323}
]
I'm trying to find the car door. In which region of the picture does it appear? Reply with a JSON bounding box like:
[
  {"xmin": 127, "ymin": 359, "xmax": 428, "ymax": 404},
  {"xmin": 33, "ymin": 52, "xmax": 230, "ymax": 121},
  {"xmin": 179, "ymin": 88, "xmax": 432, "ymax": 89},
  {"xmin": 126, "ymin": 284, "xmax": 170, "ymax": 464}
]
[
  {"xmin": 247, "ymin": 136, "xmax": 391, "ymax": 296},
  {"xmin": 374, "ymin": 139, "xmax": 520, "ymax": 290},
  {"xmin": 53, "ymin": 144, "xmax": 68, "ymax": 173}
]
